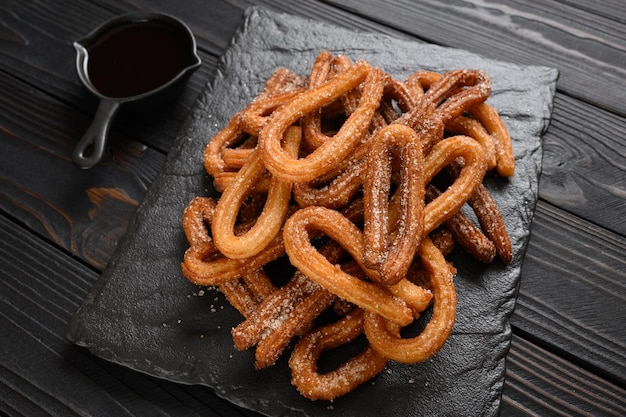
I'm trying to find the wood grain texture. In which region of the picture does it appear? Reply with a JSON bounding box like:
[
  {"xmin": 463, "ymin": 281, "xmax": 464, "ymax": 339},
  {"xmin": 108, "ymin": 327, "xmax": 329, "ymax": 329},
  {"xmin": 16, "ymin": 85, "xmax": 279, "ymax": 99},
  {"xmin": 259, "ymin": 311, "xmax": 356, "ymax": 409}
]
[
  {"xmin": 2, "ymin": 0, "xmax": 623, "ymax": 257},
  {"xmin": 539, "ymin": 94, "xmax": 626, "ymax": 235},
  {"xmin": 501, "ymin": 334, "xmax": 626, "ymax": 417},
  {"xmin": 3, "ymin": 212, "xmax": 624, "ymax": 417},
  {"xmin": 2, "ymin": 215, "xmax": 624, "ymax": 416},
  {"xmin": 1, "ymin": 0, "xmax": 625, "ymax": 416},
  {"xmin": 322, "ymin": 0, "xmax": 626, "ymax": 116},
  {"xmin": 228, "ymin": 0, "xmax": 411, "ymax": 35},
  {"xmin": 0, "ymin": 215, "xmax": 260, "ymax": 417},
  {"xmin": 0, "ymin": 70, "xmax": 166, "ymax": 268},
  {"xmin": 513, "ymin": 201, "xmax": 626, "ymax": 387}
]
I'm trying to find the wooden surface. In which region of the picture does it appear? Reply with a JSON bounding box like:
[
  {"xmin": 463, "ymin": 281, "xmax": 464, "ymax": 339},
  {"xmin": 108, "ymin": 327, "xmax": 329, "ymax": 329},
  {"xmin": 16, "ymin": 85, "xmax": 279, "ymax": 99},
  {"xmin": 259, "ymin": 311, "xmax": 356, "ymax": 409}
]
[{"xmin": 1, "ymin": 0, "xmax": 624, "ymax": 416}]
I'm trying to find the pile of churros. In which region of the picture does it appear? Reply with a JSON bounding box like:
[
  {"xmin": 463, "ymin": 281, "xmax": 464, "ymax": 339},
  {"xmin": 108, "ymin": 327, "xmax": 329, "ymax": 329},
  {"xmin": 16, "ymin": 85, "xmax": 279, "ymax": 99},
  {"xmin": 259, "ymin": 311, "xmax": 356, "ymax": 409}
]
[{"xmin": 180, "ymin": 51, "xmax": 514, "ymax": 400}]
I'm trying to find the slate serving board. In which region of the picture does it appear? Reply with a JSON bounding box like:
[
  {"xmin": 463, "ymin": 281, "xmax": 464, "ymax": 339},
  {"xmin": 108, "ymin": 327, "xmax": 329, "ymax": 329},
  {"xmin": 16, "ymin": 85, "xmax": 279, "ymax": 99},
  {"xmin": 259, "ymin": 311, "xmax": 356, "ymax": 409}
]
[{"xmin": 66, "ymin": 7, "xmax": 558, "ymax": 417}]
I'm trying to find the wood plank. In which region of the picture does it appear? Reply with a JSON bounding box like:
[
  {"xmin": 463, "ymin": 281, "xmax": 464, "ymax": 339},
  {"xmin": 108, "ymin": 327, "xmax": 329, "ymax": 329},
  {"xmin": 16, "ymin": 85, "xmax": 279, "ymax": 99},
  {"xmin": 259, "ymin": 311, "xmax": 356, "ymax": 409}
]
[
  {"xmin": 255, "ymin": 0, "xmax": 417, "ymax": 35},
  {"xmin": 2, "ymin": 213, "xmax": 624, "ymax": 416},
  {"xmin": 2, "ymin": 0, "xmax": 624, "ymax": 236},
  {"xmin": 0, "ymin": 214, "xmax": 261, "ymax": 417},
  {"xmin": 539, "ymin": 93, "xmax": 626, "ymax": 236},
  {"xmin": 554, "ymin": 0, "xmax": 626, "ymax": 21},
  {"xmin": 501, "ymin": 334, "xmax": 626, "ymax": 417},
  {"xmin": 321, "ymin": 0, "xmax": 626, "ymax": 116},
  {"xmin": 0, "ymin": 70, "xmax": 166, "ymax": 269},
  {"xmin": 513, "ymin": 201, "xmax": 626, "ymax": 387},
  {"xmin": 103, "ymin": 0, "xmax": 411, "ymax": 37}
]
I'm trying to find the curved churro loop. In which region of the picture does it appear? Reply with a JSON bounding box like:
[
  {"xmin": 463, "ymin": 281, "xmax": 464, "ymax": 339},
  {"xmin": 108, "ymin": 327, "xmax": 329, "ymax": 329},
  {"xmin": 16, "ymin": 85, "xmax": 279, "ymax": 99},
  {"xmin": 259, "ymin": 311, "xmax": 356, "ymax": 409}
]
[
  {"xmin": 404, "ymin": 70, "xmax": 505, "ymax": 170},
  {"xmin": 405, "ymin": 70, "xmax": 439, "ymax": 97},
  {"xmin": 289, "ymin": 309, "xmax": 389, "ymax": 401},
  {"xmin": 363, "ymin": 124, "xmax": 425, "ymax": 285},
  {"xmin": 427, "ymin": 69, "xmax": 491, "ymax": 125},
  {"xmin": 259, "ymin": 61, "xmax": 384, "ymax": 183},
  {"xmin": 242, "ymin": 68, "xmax": 307, "ymax": 137},
  {"xmin": 240, "ymin": 90, "xmax": 304, "ymax": 137},
  {"xmin": 301, "ymin": 51, "xmax": 334, "ymax": 150},
  {"xmin": 385, "ymin": 77, "xmax": 416, "ymax": 112},
  {"xmin": 204, "ymin": 67, "xmax": 305, "ymax": 178},
  {"xmin": 385, "ymin": 135, "xmax": 487, "ymax": 259},
  {"xmin": 294, "ymin": 78, "xmax": 415, "ymax": 211},
  {"xmin": 378, "ymin": 77, "xmax": 415, "ymax": 124},
  {"xmin": 212, "ymin": 126, "xmax": 301, "ymax": 259},
  {"xmin": 284, "ymin": 206, "xmax": 414, "ymax": 326},
  {"xmin": 292, "ymin": 159, "xmax": 365, "ymax": 208},
  {"xmin": 469, "ymin": 103, "xmax": 515, "ymax": 176},
  {"xmin": 395, "ymin": 70, "xmax": 457, "ymax": 130},
  {"xmin": 364, "ymin": 236, "xmax": 457, "ymax": 364},
  {"xmin": 181, "ymin": 234, "xmax": 285, "ymax": 286},
  {"xmin": 422, "ymin": 135, "xmax": 488, "ymax": 233},
  {"xmin": 302, "ymin": 53, "xmax": 390, "ymax": 150},
  {"xmin": 181, "ymin": 197, "xmax": 275, "ymax": 318},
  {"xmin": 445, "ymin": 115, "xmax": 497, "ymax": 170},
  {"xmin": 182, "ymin": 196, "xmax": 216, "ymax": 246},
  {"xmin": 203, "ymin": 114, "xmax": 248, "ymax": 178},
  {"xmin": 406, "ymin": 70, "xmax": 489, "ymax": 116}
]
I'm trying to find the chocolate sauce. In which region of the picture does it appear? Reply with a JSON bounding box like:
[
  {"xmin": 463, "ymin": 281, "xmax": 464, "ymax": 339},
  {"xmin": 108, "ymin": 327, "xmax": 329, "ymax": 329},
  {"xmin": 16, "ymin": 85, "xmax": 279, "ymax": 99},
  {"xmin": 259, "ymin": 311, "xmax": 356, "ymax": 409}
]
[{"xmin": 86, "ymin": 21, "xmax": 193, "ymax": 98}]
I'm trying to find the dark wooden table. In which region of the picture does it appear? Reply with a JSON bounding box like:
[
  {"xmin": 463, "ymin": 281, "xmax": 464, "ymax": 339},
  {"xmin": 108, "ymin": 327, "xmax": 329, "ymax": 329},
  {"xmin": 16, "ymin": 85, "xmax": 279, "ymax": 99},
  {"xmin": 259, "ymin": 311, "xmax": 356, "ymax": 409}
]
[{"xmin": 1, "ymin": 1, "xmax": 624, "ymax": 416}]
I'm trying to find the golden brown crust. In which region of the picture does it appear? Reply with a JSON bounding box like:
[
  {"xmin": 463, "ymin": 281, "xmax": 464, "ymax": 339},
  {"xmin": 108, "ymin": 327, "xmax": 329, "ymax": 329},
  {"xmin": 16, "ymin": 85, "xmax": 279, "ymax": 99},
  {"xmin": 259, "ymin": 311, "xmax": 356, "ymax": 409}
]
[
  {"xmin": 364, "ymin": 236, "xmax": 457, "ymax": 364},
  {"xmin": 180, "ymin": 51, "xmax": 516, "ymax": 401},
  {"xmin": 259, "ymin": 61, "xmax": 382, "ymax": 182},
  {"xmin": 289, "ymin": 309, "xmax": 389, "ymax": 401},
  {"xmin": 363, "ymin": 124, "xmax": 425, "ymax": 285}
]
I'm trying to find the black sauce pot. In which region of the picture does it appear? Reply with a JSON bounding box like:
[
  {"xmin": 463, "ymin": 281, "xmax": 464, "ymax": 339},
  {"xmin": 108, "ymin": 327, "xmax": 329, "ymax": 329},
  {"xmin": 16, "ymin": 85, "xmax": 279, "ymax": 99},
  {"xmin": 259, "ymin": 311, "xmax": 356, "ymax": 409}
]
[{"xmin": 73, "ymin": 12, "xmax": 201, "ymax": 169}]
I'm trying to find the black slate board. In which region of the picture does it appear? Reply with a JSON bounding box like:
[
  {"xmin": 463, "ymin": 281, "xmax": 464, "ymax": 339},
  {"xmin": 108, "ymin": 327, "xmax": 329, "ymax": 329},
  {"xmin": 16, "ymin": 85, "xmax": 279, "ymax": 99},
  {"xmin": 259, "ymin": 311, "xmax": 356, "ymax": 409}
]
[{"xmin": 66, "ymin": 7, "xmax": 558, "ymax": 417}]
